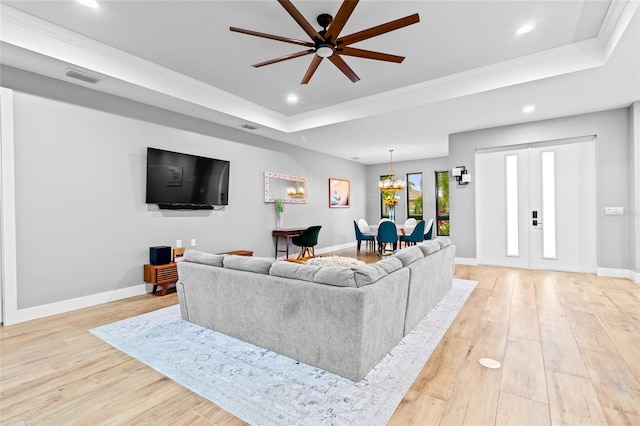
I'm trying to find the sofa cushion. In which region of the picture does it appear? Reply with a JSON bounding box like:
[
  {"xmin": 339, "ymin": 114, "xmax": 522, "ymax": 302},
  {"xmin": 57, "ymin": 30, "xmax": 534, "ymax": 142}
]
[
  {"xmin": 435, "ymin": 236, "xmax": 452, "ymax": 248},
  {"xmin": 352, "ymin": 257, "xmax": 403, "ymax": 287},
  {"xmin": 392, "ymin": 246, "xmax": 424, "ymax": 267},
  {"xmin": 183, "ymin": 250, "xmax": 225, "ymax": 267},
  {"xmin": 418, "ymin": 240, "xmax": 441, "ymax": 256},
  {"xmin": 223, "ymin": 255, "xmax": 275, "ymax": 274},
  {"xmin": 269, "ymin": 261, "xmax": 321, "ymax": 282},
  {"xmin": 312, "ymin": 267, "xmax": 357, "ymax": 287}
]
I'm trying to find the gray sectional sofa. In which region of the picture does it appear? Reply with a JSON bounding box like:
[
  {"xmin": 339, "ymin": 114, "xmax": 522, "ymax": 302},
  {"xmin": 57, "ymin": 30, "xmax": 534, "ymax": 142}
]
[{"xmin": 177, "ymin": 238, "xmax": 455, "ymax": 381}]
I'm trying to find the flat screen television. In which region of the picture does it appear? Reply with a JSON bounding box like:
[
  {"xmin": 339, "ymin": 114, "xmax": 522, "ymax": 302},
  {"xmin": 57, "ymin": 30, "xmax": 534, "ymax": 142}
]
[{"xmin": 146, "ymin": 147, "xmax": 230, "ymax": 209}]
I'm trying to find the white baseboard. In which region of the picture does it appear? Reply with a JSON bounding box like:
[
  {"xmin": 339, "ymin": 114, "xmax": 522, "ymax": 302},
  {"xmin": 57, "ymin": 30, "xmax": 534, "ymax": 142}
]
[
  {"xmin": 455, "ymin": 257, "xmax": 478, "ymax": 265},
  {"xmin": 5, "ymin": 284, "xmax": 150, "ymax": 326},
  {"xmin": 597, "ymin": 267, "xmax": 639, "ymax": 283},
  {"xmin": 316, "ymin": 241, "xmax": 358, "ymax": 254}
]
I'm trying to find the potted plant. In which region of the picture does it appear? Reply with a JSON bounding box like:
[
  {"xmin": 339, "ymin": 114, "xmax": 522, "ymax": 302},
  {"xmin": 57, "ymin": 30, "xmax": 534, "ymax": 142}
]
[{"xmin": 275, "ymin": 198, "xmax": 285, "ymax": 230}]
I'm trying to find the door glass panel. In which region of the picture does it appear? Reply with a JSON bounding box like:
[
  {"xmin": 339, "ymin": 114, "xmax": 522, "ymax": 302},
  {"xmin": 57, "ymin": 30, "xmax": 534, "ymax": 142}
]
[
  {"xmin": 505, "ymin": 155, "xmax": 519, "ymax": 257},
  {"xmin": 541, "ymin": 151, "xmax": 557, "ymax": 258}
]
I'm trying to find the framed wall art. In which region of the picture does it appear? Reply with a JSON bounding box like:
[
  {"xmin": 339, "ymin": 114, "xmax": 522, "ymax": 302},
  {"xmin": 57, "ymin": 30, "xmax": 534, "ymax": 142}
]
[{"xmin": 329, "ymin": 178, "xmax": 350, "ymax": 208}]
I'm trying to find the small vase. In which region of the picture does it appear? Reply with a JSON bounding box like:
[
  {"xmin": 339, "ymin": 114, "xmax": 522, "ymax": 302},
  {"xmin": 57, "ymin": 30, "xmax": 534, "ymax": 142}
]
[
  {"xmin": 389, "ymin": 206, "xmax": 395, "ymax": 223},
  {"xmin": 276, "ymin": 212, "xmax": 284, "ymax": 230}
]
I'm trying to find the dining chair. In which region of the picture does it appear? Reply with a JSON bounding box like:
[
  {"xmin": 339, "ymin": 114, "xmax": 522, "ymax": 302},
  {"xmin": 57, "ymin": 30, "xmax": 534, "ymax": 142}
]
[
  {"xmin": 354, "ymin": 220, "xmax": 375, "ymax": 252},
  {"xmin": 378, "ymin": 218, "xmax": 391, "ymax": 225},
  {"xmin": 358, "ymin": 218, "xmax": 373, "ymax": 235},
  {"xmin": 404, "ymin": 218, "xmax": 417, "ymax": 228},
  {"xmin": 377, "ymin": 220, "xmax": 398, "ymax": 255},
  {"xmin": 292, "ymin": 226, "xmax": 322, "ymax": 259},
  {"xmin": 424, "ymin": 218, "xmax": 434, "ymax": 240},
  {"xmin": 400, "ymin": 220, "xmax": 425, "ymax": 248}
]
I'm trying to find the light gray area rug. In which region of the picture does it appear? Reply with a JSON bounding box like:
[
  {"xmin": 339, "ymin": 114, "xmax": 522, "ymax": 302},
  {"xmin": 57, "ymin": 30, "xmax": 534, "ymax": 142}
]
[{"xmin": 91, "ymin": 278, "xmax": 477, "ymax": 426}]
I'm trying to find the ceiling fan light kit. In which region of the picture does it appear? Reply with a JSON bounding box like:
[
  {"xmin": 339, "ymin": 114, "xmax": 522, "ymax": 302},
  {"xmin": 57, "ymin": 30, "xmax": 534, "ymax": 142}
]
[{"xmin": 230, "ymin": 0, "xmax": 419, "ymax": 84}]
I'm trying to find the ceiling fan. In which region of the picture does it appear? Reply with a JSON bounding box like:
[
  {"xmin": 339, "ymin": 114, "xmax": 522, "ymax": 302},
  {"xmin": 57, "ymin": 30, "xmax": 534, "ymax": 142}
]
[{"xmin": 230, "ymin": 0, "xmax": 419, "ymax": 84}]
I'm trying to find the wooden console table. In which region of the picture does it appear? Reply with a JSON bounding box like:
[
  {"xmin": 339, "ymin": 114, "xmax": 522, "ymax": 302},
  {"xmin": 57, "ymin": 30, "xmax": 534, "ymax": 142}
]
[
  {"xmin": 144, "ymin": 262, "xmax": 178, "ymax": 296},
  {"xmin": 272, "ymin": 228, "xmax": 306, "ymax": 259},
  {"xmin": 144, "ymin": 249, "xmax": 253, "ymax": 296}
]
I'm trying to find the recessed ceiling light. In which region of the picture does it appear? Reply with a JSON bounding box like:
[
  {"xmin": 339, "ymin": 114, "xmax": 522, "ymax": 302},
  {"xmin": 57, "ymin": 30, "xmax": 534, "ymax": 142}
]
[
  {"xmin": 516, "ymin": 23, "xmax": 535, "ymax": 35},
  {"xmin": 77, "ymin": 0, "xmax": 99, "ymax": 9},
  {"xmin": 286, "ymin": 94, "xmax": 299, "ymax": 104},
  {"xmin": 523, "ymin": 105, "xmax": 536, "ymax": 113}
]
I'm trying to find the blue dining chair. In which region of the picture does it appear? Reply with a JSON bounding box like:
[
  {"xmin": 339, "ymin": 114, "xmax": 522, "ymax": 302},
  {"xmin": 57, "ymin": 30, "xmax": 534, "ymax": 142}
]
[
  {"xmin": 423, "ymin": 218, "xmax": 434, "ymax": 240},
  {"xmin": 354, "ymin": 220, "xmax": 375, "ymax": 252},
  {"xmin": 377, "ymin": 220, "xmax": 398, "ymax": 255},
  {"xmin": 400, "ymin": 220, "xmax": 425, "ymax": 248}
]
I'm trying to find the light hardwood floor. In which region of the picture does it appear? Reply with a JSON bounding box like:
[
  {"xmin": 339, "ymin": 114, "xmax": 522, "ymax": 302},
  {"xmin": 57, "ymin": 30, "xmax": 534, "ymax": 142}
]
[{"xmin": 2, "ymin": 248, "xmax": 639, "ymax": 425}]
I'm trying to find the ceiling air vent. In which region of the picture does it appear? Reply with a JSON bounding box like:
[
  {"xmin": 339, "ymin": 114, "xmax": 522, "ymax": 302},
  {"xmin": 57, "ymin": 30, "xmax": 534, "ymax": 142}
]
[
  {"xmin": 64, "ymin": 68, "xmax": 101, "ymax": 84},
  {"xmin": 241, "ymin": 124, "xmax": 259, "ymax": 131}
]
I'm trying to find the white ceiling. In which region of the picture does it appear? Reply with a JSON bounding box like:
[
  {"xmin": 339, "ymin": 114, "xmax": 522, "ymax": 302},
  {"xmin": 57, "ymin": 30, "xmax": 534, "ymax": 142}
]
[{"xmin": 1, "ymin": 0, "xmax": 639, "ymax": 164}]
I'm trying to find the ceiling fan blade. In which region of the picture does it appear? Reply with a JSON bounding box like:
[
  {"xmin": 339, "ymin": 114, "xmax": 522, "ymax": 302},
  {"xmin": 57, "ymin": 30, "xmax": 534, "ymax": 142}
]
[
  {"xmin": 337, "ymin": 13, "xmax": 420, "ymax": 46},
  {"xmin": 328, "ymin": 54, "xmax": 360, "ymax": 83},
  {"xmin": 253, "ymin": 50, "xmax": 315, "ymax": 68},
  {"xmin": 301, "ymin": 55, "xmax": 323, "ymax": 84},
  {"xmin": 278, "ymin": 0, "xmax": 325, "ymax": 43},
  {"xmin": 339, "ymin": 46, "xmax": 405, "ymax": 63},
  {"xmin": 230, "ymin": 27, "xmax": 314, "ymax": 47},
  {"xmin": 323, "ymin": 0, "xmax": 359, "ymax": 43}
]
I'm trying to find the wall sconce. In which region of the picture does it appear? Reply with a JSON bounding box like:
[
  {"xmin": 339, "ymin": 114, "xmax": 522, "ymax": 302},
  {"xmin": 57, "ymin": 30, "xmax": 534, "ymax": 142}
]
[{"xmin": 452, "ymin": 166, "xmax": 471, "ymax": 185}]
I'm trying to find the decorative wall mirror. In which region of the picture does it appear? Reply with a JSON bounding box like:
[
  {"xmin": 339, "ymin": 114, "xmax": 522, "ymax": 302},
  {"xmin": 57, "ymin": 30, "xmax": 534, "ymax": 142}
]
[{"xmin": 264, "ymin": 172, "xmax": 308, "ymax": 204}]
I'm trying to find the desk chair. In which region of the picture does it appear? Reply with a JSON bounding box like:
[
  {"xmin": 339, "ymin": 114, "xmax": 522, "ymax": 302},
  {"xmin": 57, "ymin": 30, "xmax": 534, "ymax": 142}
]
[{"xmin": 292, "ymin": 226, "xmax": 322, "ymax": 258}]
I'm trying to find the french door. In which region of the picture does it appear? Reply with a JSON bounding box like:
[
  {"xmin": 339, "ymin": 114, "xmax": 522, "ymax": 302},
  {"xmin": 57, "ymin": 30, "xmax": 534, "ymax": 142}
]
[{"xmin": 476, "ymin": 138, "xmax": 596, "ymax": 273}]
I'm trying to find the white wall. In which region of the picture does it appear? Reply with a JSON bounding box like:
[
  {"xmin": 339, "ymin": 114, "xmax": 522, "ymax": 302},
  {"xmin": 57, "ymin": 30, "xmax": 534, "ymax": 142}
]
[
  {"xmin": 449, "ymin": 107, "xmax": 633, "ymax": 273},
  {"xmin": 1, "ymin": 69, "xmax": 367, "ymax": 321}
]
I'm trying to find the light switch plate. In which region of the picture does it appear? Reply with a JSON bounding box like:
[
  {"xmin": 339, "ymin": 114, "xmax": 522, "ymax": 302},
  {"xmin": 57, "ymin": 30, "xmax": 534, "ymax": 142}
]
[{"xmin": 604, "ymin": 207, "xmax": 624, "ymax": 215}]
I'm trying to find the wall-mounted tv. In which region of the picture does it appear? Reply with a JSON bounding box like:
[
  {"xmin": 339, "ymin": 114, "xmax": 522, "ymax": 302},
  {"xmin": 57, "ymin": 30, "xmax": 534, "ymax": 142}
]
[{"xmin": 146, "ymin": 147, "xmax": 230, "ymax": 209}]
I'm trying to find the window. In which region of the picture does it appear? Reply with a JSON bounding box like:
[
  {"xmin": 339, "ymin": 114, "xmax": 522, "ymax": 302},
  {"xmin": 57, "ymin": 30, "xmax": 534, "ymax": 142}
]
[
  {"xmin": 435, "ymin": 171, "xmax": 449, "ymax": 236},
  {"xmin": 406, "ymin": 173, "xmax": 423, "ymax": 220}
]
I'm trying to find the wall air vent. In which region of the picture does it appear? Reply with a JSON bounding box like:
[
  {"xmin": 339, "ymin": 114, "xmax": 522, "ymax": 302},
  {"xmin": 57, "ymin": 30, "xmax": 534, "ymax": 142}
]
[
  {"xmin": 241, "ymin": 124, "xmax": 259, "ymax": 131},
  {"xmin": 64, "ymin": 68, "xmax": 101, "ymax": 84}
]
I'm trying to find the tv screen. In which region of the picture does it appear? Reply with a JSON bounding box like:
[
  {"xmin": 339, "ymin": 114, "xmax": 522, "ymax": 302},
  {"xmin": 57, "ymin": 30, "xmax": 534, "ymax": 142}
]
[{"xmin": 146, "ymin": 147, "xmax": 230, "ymax": 207}]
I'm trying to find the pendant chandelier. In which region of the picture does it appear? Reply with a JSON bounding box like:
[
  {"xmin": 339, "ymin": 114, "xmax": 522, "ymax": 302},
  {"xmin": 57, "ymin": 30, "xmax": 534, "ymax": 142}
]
[{"xmin": 379, "ymin": 149, "xmax": 406, "ymax": 191}]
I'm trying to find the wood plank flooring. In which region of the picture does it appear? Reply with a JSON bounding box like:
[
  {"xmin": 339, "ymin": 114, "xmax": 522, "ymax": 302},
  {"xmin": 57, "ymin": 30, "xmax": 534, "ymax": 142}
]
[{"xmin": 2, "ymin": 248, "xmax": 639, "ymax": 425}]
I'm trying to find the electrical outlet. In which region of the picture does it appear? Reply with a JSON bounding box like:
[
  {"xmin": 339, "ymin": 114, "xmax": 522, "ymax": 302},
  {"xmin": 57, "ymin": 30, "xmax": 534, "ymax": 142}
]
[
  {"xmin": 176, "ymin": 239, "xmax": 182, "ymax": 248},
  {"xmin": 191, "ymin": 238, "xmax": 196, "ymax": 247}
]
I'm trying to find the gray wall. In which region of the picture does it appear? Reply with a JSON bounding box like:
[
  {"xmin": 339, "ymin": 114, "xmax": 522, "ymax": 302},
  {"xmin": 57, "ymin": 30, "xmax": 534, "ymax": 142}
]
[
  {"xmin": 365, "ymin": 157, "xmax": 449, "ymax": 228},
  {"xmin": 449, "ymin": 108, "xmax": 632, "ymax": 270},
  {"xmin": 5, "ymin": 69, "xmax": 366, "ymax": 309},
  {"xmin": 630, "ymin": 102, "xmax": 640, "ymax": 273}
]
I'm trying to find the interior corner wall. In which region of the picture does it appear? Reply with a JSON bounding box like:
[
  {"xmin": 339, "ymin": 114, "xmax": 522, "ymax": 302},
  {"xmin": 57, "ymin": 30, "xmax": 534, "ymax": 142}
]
[
  {"xmin": 2, "ymin": 69, "xmax": 366, "ymax": 316},
  {"xmin": 365, "ymin": 157, "xmax": 449, "ymax": 227},
  {"xmin": 631, "ymin": 101, "xmax": 640, "ymax": 279},
  {"xmin": 448, "ymin": 107, "xmax": 631, "ymax": 271}
]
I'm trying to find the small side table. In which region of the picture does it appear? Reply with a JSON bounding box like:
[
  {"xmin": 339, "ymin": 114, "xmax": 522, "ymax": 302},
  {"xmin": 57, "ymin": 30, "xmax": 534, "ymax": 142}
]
[{"xmin": 144, "ymin": 262, "xmax": 178, "ymax": 296}]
